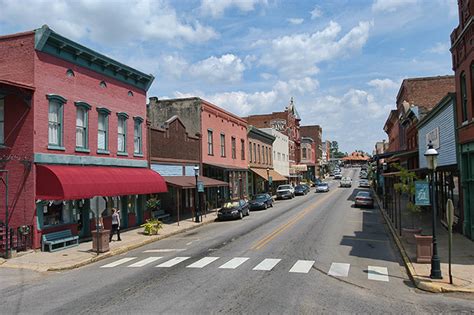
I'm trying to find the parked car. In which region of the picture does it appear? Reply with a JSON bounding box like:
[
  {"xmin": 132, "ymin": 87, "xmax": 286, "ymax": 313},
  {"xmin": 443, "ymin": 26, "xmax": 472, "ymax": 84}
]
[
  {"xmin": 359, "ymin": 171, "xmax": 368, "ymax": 179},
  {"xmin": 354, "ymin": 191, "xmax": 374, "ymax": 208},
  {"xmin": 339, "ymin": 177, "xmax": 352, "ymax": 188},
  {"xmin": 248, "ymin": 193, "xmax": 273, "ymax": 210},
  {"xmin": 294, "ymin": 184, "xmax": 310, "ymax": 196},
  {"xmin": 334, "ymin": 173, "xmax": 342, "ymax": 180},
  {"xmin": 315, "ymin": 182, "xmax": 330, "ymax": 193},
  {"xmin": 276, "ymin": 185, "xmax": 295, "ymax": 199},
  {"xmin": 217, "ymin": 199, "xmax": 250, "ymax": 220},
  {"xmin": 359, "ymin": 179, "xmax": 370, "ymax": 188}
]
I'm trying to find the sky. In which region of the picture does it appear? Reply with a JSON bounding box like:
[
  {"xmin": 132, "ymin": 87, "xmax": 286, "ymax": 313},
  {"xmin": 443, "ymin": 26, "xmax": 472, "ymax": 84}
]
[{"xmin": 0, "ymin": 0, "xmax": 459, "ymax": 154}]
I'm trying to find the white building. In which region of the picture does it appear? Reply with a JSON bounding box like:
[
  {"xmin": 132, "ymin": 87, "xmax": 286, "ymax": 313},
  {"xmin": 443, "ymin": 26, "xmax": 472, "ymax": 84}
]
[{"xmin": 260, "ymin": 128, "xmax": 290, "ymax": 177}]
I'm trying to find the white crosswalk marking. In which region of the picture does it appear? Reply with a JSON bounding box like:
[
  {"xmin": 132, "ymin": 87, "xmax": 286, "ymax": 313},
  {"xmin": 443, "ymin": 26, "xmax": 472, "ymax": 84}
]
[
  {"xmin": 253, "ymin": 258, "xmax": 281, "ymax": 271},
  {"xmin": 328, "ymin": 263, "xmax": 350, "ymax": 277},
  {"xmin": 128, "ymin": 257, "xmax": 162, "ymax": 268},
  {"xmin": 144, "ymin": 249, "xmax": 186, "ymax": 253},
  {"xmin": 156, "ymin": 257, "xmax": 191, "ymax": 268},
  {"xmin": 219, "ymin": 257, "xmax": 249, "ymax": 269},
  {"xmin": 289, "ymin": 260, "xmax": 314, "ymax": 273},
  {"xmin": 368, "ymin": 266, "xmax": 389, "ymax": 282},
  {"xmin": 100, "ymin": 257, "xmax": 136, "ymax": 268},
  {"xmin": 187, "ymin": 257, "xmax": 220, "ymax": 268}
]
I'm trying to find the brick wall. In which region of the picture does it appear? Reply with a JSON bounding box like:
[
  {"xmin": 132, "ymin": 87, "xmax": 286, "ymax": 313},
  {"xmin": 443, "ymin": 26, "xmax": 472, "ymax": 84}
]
[
  {"xmin": 0, "ymin": 32, "xmax": 35, "ymax": 86},
  {"xmin": 300, "ymin": 125, "xmax": 322, "ymax": 163}
]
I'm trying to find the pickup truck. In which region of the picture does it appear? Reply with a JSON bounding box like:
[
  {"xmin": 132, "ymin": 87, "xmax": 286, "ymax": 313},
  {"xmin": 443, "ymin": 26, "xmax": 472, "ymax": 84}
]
[{"xmin": 339, "ymin": 177, "xmax": 352, "ymax": 188}]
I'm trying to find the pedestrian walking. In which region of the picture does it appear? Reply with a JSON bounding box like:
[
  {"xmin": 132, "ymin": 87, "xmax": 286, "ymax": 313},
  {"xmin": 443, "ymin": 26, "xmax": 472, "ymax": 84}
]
[{"xmin": 109, "ymin": 208, "xmax": 121, "ymax": 241}]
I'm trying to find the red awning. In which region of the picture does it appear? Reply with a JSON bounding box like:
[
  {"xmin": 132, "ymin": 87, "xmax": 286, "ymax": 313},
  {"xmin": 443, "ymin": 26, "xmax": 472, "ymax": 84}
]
[{"xmin": 36, "ymin": 165, "xmax": 168, "ymax": 200}]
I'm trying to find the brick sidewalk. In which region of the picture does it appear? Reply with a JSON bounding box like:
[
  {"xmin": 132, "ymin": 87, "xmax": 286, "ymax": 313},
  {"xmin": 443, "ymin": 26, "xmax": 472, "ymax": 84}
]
[
  {"xmin": 374, "ymin": 193, "xmax": 474, "ymax": 293},
  {"xmin": 0, "ymin": 212, "xmax": 218, "ymax": 272}
]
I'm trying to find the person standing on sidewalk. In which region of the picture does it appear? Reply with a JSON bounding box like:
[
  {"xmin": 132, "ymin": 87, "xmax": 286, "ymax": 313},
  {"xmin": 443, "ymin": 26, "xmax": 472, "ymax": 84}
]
[{"xmin": 110, "ymin": 208, "xmax": 121, "ymax": 241}]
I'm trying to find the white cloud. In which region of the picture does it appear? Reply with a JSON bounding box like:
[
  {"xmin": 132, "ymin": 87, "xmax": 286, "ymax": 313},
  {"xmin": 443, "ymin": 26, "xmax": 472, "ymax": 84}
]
[
  {"xmin": 426, "ymin": 42, "xmax": 450, "ymax": 54},
  {"xmin": 372, "ymin": 0, "xmax": 419, "ymax": 12},
  {"xmin": 259, "ymin": 20, "xmax": 372, "ymax": 78},
  {"xmin": 0, "ymin": 0, "xmax": 218, "ymax": 45},
  {"xmin": 367, "ymin": 78, "xmax": 400, "ymax": 93},
  {"xmin": 200, "ymin": 0, "xmax": 268, "ymax": 18},
  {"xmin": 310, "ymin": 6, "xmax": 323, "ymax": 19},
  {"xmin": 287, "ymin": 18, "xmax": 304, "ymax": 25},
  {"xmin": 189, "ymin": 54, "xmax": 246, "ymax": 83}
]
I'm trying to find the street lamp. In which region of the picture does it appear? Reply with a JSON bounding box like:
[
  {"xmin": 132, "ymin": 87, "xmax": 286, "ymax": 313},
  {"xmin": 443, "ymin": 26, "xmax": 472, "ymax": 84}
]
[
  {"xmin": 194, "ymin": 165, "xmax": 200, "ymax": 223},
  {"xmin": 266, "ymin": 167, "xmax": 270, "ymax": 193},
  {"xmin": 424, "ymin": 141, "xmax": 442, "ymax": 279}
]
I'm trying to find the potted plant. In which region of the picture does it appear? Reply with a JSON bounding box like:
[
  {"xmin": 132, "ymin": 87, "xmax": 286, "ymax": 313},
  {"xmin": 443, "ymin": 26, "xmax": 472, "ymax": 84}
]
[
  {"xmin": 393, "ymin": 164, "xmax": 422, "ymax": 242},
  {"xmin": 141, "ymin": 218, "xmax": 163, "ymax": 235}
]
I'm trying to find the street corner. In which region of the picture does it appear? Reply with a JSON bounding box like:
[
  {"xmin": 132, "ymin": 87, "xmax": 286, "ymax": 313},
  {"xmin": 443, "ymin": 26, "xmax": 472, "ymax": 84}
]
[{"xmin": 414, "ymin": 276, "xmax": 474, "ymax": 294}]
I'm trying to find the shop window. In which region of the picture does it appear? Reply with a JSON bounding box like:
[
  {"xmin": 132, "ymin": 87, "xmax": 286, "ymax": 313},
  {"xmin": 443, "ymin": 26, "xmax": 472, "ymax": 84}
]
[
  {"xmin": 117, "ymin": 112, "xmax": 129, "ymax": 154},
  {"xmin": 134, "ymin": 116, "xmax": 143, "ymax": 155},
  {"xmin": 47, "ymin": 94, "xmax": 67, "ymax": 149},
  {"xmin": 220, "ymin": 133, "xmax": 226, "ymax": 157},
  {"xmin": 0, "ymin": 99, "xmax": 4, "ymax": 145},
  {"xmin": 97, "ymin": 107, "xmax": 111, "ymax": 153},
  {"xmin": 208, "ymin": 129, "xmax": 214, "ymax": 155},
  {"xmin": 42, "ymin": 200, "xmax": 74, "ymax": 226}
]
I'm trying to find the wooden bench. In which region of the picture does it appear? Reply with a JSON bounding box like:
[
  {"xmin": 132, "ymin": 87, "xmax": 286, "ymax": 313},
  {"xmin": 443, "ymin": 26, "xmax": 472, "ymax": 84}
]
[
  {"xmin": 41, "ymin": 230, "xmax": 79, "ymax": 252},
  {"xmin": 152, "ymin": 209, "xmax": 171, "ymax": 221}
]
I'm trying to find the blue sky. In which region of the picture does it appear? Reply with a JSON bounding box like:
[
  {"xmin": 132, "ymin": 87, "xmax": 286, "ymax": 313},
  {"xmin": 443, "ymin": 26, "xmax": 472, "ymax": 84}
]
[{"xmin": 0, "ymin": 0, "xmax": 458, "ymax": 154}]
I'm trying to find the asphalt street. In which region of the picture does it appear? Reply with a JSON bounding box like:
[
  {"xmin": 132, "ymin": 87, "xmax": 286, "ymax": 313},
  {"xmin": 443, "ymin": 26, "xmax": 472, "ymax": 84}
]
[{"xmin": 1, "ymin": 168, "xmax": 473, "ymax": 314}]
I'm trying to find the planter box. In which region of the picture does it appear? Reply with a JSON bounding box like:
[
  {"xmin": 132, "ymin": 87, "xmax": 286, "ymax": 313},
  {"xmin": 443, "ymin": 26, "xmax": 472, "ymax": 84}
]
[
  {"xmin": 402, "ymin": 227, "xmax": 422, "ymax": 244},
  {"xmin": 414, "ymin": 234, "xmax": 433, "ymax": 263}
]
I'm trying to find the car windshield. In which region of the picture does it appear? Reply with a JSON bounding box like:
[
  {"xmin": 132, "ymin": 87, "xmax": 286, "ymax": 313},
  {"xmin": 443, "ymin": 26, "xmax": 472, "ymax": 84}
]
[
  {"xmin": 318, "ymin": 183, "xmax": 328, "ymax": 187},
  {"xmin": 295, "ymin": 185, "xmax": 304, "ymax": 189},
  {"xmin": 278, "ymin": 185, "xmax": 292, "ymax": 190},
  {"xmin": 222, "ymin": 201, "xmax": 239, "ymax": 208},
  {"xmin": 357, "ymin": 192, "xmax": 370, "ymax": 197}
]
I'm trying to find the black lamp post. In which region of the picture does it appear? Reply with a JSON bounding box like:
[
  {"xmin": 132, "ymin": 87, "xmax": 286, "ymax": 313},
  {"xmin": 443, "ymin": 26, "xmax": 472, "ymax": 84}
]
[
  {"xmin": 194, "ymin": 165, "xmax": 200, "ymax": 223},
  {"xmin": 266, "ymin": 167, "xmax": 270, "ymax": 193},
  {"xmin": 424, "ymin": 141, "xmax": 442, "ymax": 279}
]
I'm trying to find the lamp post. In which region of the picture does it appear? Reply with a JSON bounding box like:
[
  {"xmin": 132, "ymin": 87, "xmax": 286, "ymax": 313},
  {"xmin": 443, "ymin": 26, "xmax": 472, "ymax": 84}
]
[
  {"xmin": 194, "ymin": 165, "xmax": 200, "ymax": 223},
  {"xmin": 424, "ymin": 142, "xmax": 442, "ymax": 279},
  {"xmin": 266, "ymin": 167, "xmax": 270, "ymax": 193}
]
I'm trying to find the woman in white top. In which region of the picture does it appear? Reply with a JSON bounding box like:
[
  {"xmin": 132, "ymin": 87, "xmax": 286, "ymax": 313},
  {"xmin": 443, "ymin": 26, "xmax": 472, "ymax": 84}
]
[{"xmin": 109, "ymin": 208, "xmax": 121, "ymax": 241}]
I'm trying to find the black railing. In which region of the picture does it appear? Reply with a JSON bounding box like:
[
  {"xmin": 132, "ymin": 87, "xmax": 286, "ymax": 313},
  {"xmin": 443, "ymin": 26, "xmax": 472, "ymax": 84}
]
[{"xmin": 0, "ymin": 223, "xmax": 34, "ymax": 257}]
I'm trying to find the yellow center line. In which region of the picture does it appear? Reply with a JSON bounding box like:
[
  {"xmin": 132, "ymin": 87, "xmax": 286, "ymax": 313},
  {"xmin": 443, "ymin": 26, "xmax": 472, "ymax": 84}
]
[{"xmin": 250, "ymin": 188, "xmax": 338, "ymax": 250}]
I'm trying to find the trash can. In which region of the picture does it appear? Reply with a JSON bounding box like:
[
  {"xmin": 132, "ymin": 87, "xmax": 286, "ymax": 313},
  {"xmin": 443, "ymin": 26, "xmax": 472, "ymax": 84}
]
[{"xmin": 92, "ymin": 229, "xmax": 110, "ymax": 253}]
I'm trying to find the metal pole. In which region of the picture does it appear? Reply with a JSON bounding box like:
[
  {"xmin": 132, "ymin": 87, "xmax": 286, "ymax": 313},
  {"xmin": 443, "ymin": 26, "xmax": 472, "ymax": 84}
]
[
  {"xmin": 1, "ymin": 171, "xmax": 9, "ymax": 259},
  {"xmin": 195, "ymin": 175, "xmax": 200, "ymax": 223},
  {"xmin": 430, "ymin": 170, "xmax": 442, "ymax": 279},
  {"xmin": 96, "ymin": 197, "xmax": 100, "ymax": 256}
]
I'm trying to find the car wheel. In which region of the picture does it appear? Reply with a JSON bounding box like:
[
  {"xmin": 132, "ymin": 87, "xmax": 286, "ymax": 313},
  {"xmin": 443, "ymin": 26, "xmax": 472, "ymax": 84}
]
[{"xmin": 239, "ymin": 211, "xmax": 243, "ymax": 219}]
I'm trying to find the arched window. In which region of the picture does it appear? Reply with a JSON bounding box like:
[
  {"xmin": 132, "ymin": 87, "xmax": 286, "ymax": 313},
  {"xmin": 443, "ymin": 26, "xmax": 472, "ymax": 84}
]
[
  {"xmin": 99, "ymin": 81, "xmax": 107, "ymax": 88},
  {"xmin": 66, "ymin": 69, "xmax": 75, "ymax": 77}
]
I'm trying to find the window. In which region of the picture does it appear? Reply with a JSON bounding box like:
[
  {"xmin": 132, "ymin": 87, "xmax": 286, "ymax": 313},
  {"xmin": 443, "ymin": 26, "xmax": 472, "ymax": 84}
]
[
  {"xmin": 278, "ymin": 152, "xmax": 281, "ymax": 161},
  {"xmin": 66, "ymin": 69, "xmax": 75, "ymax": 77},
  {"xmin": 241, "ymin": 139, "xmax": 245, "ymax": 160},
  {"xmin": 258, "ymin": 144, "xmax": 261, "ymax": 163},
  {"xmin": 117, "ymin": 113, "xmax": 129, "ymax": 154},
  {"xmin": 302, "ymin": 148, "xmax": 307, "ymax": 159},
  {"xmin": 231, "ymin": 137, "xmax": 236, "ymax": 159},
  {"xmin": 220, "ymin": 133, "xmax": 226, "ymax": 157},
  {"xmin": 461, "ymin": 72, "xmax": 468, "ymax": 122},
  {"xmin": 99, "ymin": 81, "xmax": 107, "ymax": 88},
  {"xmin": 253, "ymin": 143, "xmax": 256, "ymax": 162},
  {"xmin": 249, "ymin": 141, "xmax": 253, "ymax": 162},
  {"xmin": 0, "ymin": 99, "xmax": 4, "ymax": 145},
  {"xmin": 208, "ymin": 130, "xmax": 214, "ymax": 155},
  {"xmin": 97, "ymin": 107, "xmax": 111, "ymax": 152},
  {"xmin": 134, "ymin": 117, "xmax": 143, "ymax": 155},
  {"xmin": 75, "ymin": 102, "xmax": 91, "ymax": 150},
  {"xmin": 263, "ymin": 146, "xmax": 266, "ymax": 164},
  {"xmin": 47, "ymin": 94, "xmax": 67, "ymax": 148},
  {"xmin": 128, "ymin": 91, "xmax": 134, "ymax": 97}
]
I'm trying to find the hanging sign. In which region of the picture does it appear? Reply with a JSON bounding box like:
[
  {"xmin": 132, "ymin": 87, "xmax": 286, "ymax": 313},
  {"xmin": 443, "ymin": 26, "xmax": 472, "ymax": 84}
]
[
  {"xmin": 197, "ymin": 181, "xmax": 205, "ymax": 193},
  {"xmin": 415, "ymin": 181, "xmax": 430, "ymax": 206}
]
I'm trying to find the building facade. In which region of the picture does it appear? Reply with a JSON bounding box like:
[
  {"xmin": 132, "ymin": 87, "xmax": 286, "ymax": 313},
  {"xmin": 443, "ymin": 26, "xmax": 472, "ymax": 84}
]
[
  {"xmin": 260, "ymin": 128, "xmax": 290, "ymax": 178},
  {"xmin": 0, "ymin": 26, "xmax": 166, "ymax": 251},
  {"xmin": 300, "ymin": 125, "xmax": 323, "ymax": 178},
  {"xmin": 148, "ymin": 97, "xmax": 249, "ymax": 201},
  {"xmin": 451, "ymin": 1, "xmax": 474, "ymax": 239},
  {"xmin": 300, "ymin": 137, "xmax": 316, "ymax": 181}
]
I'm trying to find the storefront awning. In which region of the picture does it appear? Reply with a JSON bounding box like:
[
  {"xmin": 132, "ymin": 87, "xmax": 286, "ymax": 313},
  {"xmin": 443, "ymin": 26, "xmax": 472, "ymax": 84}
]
[
  {"xmin": 204, "ymin": 162, "xmax": 248, "ymax": 172},
  {"xmin": 250, "ymin": 168, "xmax": 287, "ymax": 182},
  {"xmin": 164, "ymin": 176, "xmax": 229, "ymax": 189},
  {"xmin": 36, "ymin": 165, "xmax": 168, "ymax": 200}
]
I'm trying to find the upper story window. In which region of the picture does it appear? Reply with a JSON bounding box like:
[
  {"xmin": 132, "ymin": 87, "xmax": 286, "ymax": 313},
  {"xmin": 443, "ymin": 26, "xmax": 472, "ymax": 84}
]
[
  {"xmin": 241, "ymin": 139, "xmax": 245, "ymax": 160},
  {"xmin": 257, "ymin": 144, "xmax": 261, "ymax": 163},
  {"xmin": 66, "ymin": 69, "xmax": 75, "ymax": 77},
  {"xmin": 134, "ymin": 116, "xmax": 143, "ymax": 155},
  {"xmin": 100, "ymin": 81, "xmax": 107, "ymax": 88},
  {"xmin": 461, "ymin": 72, "xmax": 468, "ymax": 122},
  {"xmin": 231, "ymin": 137, "xmax": 236, "ymax": 159},
  {"xmin": 47, "ymin": 94, "xmax": 67, "ymax": 149},
  {"xmin": 262, "ymin": 146, "xmax": 266, "ymax": 164},
  {"xmin": 117, "ymin": 112, "xmax": 129, "ymax": 154},
  {"xmin": 97, "ymin": 107, "xmax": 111, "ymax": 153},
  {"xmin": 249, "ymin": 141, "xmax": 253, "ymax": 162},
  {"xmin": 0, "ymin": 99, "xmax": 4, "ymax": 145},
  {"xmin": 302, "ymin": 148, "xmax": 307, "ymax": 159},
  {"xmin": 208, "ymin": 130, "xmax": 213, "ymax": 155},
  {"xmin": 128, "ymin": 91, "xmax": 134, "ymax": 97},
  {"xmin": 75, "ymin": 101, "xmax": 91, "ymax": 151},
  {"xmin": 220, "ymin": 133, "xmax": 226, "ymax": 157},
  {"xmin": 253, "ymin": 143, "xmax": 256, "ymax": 162}
]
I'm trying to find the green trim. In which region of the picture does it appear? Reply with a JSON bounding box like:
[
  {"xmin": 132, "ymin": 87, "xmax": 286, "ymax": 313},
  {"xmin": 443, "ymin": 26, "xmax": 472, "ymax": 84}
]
[
  {"xmin": 117, "ymin": 112, "xmax": 129, "ymax": 119},
  {"xmin": 47, "ymin": 145, "xmax": 65, "ymax": 151},
  {"xmin": 34, "ymin": 153, "xmax": 148, "ymax": 167},
  {"xmin": 34, "ymin": 25, "xmax": 154, "ymax": 91},
  {"xmin": 97, "ymin": 149, "xmax": 110, "ymax": 155},
  {"xmin": 74, "ymin": 101, "xmax": 91, "ymax": 110},
  {"xmin": 75, "ymin": 147, "xmax": 90, "ymax": 153},
  {"xmin": 133, "ymin": 116, "xmax": 144, "ymax": 123},
  {"xmin": 46, "ymin": 93, "xmax": 67, "ymax": 103},
  {"xmin": 97, "ymin": 107, "xmax": 111, "ymax": 115}
]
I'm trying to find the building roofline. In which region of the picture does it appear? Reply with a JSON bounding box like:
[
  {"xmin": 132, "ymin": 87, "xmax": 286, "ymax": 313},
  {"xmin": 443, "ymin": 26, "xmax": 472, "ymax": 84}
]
[
  {"xmin": 417, "ymin": 92, "xmax": 456, "ymax": 130},
  {"xmin": 248, "ymin": 125, "xmax": 276, "ymax": 142},
  {"xmin": 396, "ymin": 75, "xmax": 454, "ymax": 102},
  {"xmin": 0, "ymin": 30, "xmax": 35, "ymax": 40}
]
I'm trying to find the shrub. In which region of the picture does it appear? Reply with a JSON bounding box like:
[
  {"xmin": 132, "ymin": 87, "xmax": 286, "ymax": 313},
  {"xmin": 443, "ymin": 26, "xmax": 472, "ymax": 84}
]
[{"xmin": 141, "ymin": 218, "xmax": 163, "ymax": 235}]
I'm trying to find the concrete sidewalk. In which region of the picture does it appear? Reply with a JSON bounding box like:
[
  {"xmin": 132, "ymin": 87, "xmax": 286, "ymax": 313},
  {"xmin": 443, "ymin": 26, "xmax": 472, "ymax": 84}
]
[
  {"xmin": 0, "ymin": 212, "xmax": 218, "ymax": 272},
  {"xmin": 374, "ymin": 193, "xmax": 474, "ymax": 294}
]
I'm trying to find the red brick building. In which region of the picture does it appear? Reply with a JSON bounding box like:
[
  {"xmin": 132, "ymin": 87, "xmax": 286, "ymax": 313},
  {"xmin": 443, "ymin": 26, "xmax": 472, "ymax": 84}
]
[
  {"xmin": 451, "ymin": 0, "xmax": 474, "ymax": 239},
  {"xmin": 148, "ymin": 97, "xmax": 248, "ymax": 201},
  {"xmin": 300, "ymin": 125, "xmax": 323, "ymax": 179},
  {"xmin": 0, "ymin": 26, "xmax": 166, "ymax": 251}
]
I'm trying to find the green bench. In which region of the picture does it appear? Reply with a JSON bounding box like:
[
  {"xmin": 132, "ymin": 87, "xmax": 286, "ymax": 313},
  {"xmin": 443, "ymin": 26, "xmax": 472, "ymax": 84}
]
[
  {"xmin": 41, "ymin": 230, "xmax": 79, "ymax": 252},
  {"xmin": 152, "ymin": 209, "xmax": 171, "ymax": 221}
]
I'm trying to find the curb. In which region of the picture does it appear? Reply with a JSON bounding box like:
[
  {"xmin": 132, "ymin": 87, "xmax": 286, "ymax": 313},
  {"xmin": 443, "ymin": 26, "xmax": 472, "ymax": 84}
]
[{"xmin": 373, "ymin": 192, "xmax": 474, "ymax": 294}]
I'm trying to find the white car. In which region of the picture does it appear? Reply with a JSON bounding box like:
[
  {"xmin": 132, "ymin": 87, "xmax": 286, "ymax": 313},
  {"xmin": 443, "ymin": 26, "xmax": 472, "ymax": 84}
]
[
  {"xmin": 316, "ymin": 182, "xmax": 330, "ymax": 193},
  {"xmin": 340, "ymin": 177, "xmax": 352, "ymax": 187},
  {"xmin": 276, "ymin": 185, "xmax": 295, "ymax": 199},
  {"xmin": 334, "ymin": 173, "xmax": 342, "ymax": 180}
]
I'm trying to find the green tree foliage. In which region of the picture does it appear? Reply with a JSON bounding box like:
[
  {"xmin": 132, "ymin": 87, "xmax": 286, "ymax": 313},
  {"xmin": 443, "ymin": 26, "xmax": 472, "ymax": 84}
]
[{"xmin": 393, "ymin": 164, "xmax": 421, "ymax": 228}]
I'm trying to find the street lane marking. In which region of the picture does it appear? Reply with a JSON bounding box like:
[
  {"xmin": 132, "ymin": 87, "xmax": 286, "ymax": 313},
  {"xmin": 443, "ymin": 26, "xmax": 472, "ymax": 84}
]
[
  {"xmin": 368, "ymin": 266, "xmax": 389, "ymax": 282},
  {"xmin": 328, "ymin": 263, "xmax": 350, "ymax": 277},
  {"xmin": 155, "ymin": 257, "xmax": 191, "ymax": 267},
  {"xmin": 253, "ymin": 258, "xmax": 281, "ymax": 271},
  {"xmin": 186, "ymin": 257, "xmax": 220, "ymax": 268},
  {"xmin": 219, "ymin": 257, "xmax": 249, "ymax": 269},
  {"xmin": 289, "ymin": 260, "xmax": 314, "ymax": 273},
  {"xmin": 100, "ymin": 257, "xmax": 136, "ymax": 268},
  {"xmin": 128, "ymin": 257, "xmax": 162, "ymax": 267},
  {"xmin": 144, "ymin": 249, "xmax": 186, "ymax": 253}
]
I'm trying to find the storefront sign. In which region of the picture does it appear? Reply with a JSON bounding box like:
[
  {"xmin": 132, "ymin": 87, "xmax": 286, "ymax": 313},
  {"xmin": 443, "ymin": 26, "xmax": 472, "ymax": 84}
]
[
  {"xmin": 426, "ymin": 127, "xmax": 440, "ymax": 149},
  {"xmin": 415, "ymin": 181, "xmax": 430, "ymax": 206},
  {"xmin": 268, "ymin": 176, "xmax": 273, "ymax": 185}
]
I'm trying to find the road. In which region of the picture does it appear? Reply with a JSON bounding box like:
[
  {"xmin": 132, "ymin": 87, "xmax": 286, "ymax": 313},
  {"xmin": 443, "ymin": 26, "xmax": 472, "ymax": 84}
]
[{"xmin": 1, "ymin": 168, "xmax": 473, "ymax": 314}]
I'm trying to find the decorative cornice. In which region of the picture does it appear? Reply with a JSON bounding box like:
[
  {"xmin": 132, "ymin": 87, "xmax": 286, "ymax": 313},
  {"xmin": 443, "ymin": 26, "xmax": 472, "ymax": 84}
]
[
  {"xmin": 96, "ymin": 107, "xmax": 111, "ymax": 115},
  {"xmin": 74, "ymin": 101, "xmax": 91, "ymax": 110},
  {"xmin": 46, "ymin": 94, "xmax": 67, "ymax": 104},
  {"xmin": 117, "ymin": 112, "xmax": 129, "ymax": 119}
]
